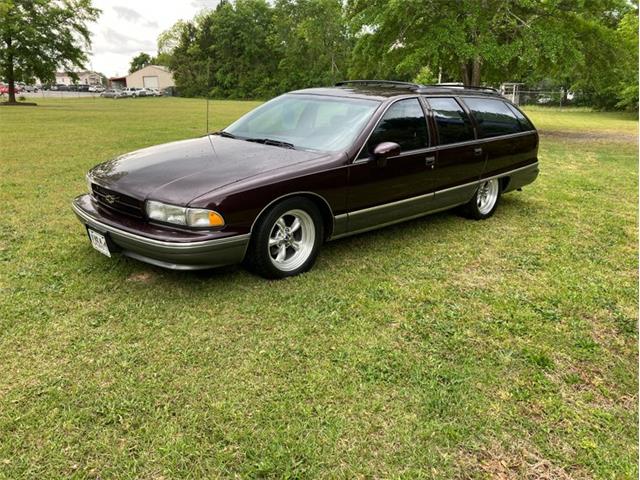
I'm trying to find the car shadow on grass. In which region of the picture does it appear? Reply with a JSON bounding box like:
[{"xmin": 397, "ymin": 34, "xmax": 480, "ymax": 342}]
[{"xmin": 118, "ymin": 193, "xmax": 537, "ymax": 285}]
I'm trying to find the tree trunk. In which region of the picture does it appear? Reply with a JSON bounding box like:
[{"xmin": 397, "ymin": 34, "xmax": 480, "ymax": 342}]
[
  {"xmin": 5, "ymin": 35, "xmax": 16, "ymax": 103},
  {"xmin": 8, "ymin": 72, "xmax": 16, "ymax": 103},
  {"xmin": 461, "ymin": 57, "xmax": 482, "ymax": 86},
  {"xmin": 461, "ymin": 62, "xmax": 471, "ymax": 86},
  {"xmin": 471, "ymin": 57, "xmax": 481, "ymax": 86}
]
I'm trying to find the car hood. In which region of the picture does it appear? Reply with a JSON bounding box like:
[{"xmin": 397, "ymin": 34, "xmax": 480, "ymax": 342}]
[{"xmin": 89, "ymin": 135, "xmax": 328, "ymax": 205}]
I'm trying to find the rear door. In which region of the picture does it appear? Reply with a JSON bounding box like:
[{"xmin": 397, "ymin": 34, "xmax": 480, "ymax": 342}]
[
  {"xmin": 460, "ymin": 97, "xmax": 537, "ymax": 177},
  {"xmin": 346, "ymin": 97, "xmax": 434, "ymax": 233},
  {"xmin": 423, "ymin": 96, "xmax": 484, "ymax": 208}
]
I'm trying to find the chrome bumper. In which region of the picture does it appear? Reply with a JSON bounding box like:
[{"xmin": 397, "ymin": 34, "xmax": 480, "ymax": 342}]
[{"xmin": 72, "ymin": 195, "xmax": 250, "ymax": 270}]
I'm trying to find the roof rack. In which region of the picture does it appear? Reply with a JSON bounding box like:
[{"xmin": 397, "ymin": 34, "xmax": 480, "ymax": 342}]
[
  {"xmin": 335, "ymin": 80, "xmax": 422, "ymax": 90},
  {"xmin": 419, "ymin": 83, "xmax": 499, "ymax": 94},
  {"xmin": 335, "ymin": 80, "xmax": 501, "ymax": 96}
]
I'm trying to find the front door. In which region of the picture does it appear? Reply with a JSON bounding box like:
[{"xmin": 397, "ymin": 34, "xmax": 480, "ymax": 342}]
[{"xmin": 346, "ymin": 97, "xmax": 435, "ymax": 233}]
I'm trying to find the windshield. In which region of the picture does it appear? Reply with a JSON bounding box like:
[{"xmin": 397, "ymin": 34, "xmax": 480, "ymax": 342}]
[{"xmin": 224, "ymin": 94, "xmax": 380, "ymax": 152}]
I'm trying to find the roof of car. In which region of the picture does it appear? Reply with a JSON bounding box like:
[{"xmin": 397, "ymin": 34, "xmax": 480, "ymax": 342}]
[{"xmin": 292, "ymin": 80, "xmax": 504, "ymax": 101}]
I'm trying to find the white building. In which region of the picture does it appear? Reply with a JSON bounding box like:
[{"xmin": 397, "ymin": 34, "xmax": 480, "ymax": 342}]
[
  {"xmin": 126, "ymin": 65, "xmax": 174, "ymax": 90},
  {"xmin": 55, "ymin": 71, "xmax": 103, "ymax": 85}
]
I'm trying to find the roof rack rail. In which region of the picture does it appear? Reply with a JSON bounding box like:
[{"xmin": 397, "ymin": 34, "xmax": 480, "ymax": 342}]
[
  {"xmin": 418, "ymin": 83, "xmax": 499, "ymax": 94},
  {"xmin": 335, "ymin": 80, "xmax": 422, "ymax": 90}
]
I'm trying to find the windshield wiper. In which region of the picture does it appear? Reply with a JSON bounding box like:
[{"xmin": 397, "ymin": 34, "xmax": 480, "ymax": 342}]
[
  {"xmin": 210, "ymin": 130, "xmax": 237, "ymax": 139},
  {"xmin": 245, "ymin": 138, "xmax": 296, "ymax": 149}
]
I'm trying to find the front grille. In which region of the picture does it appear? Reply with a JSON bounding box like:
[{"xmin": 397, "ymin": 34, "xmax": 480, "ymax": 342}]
[{"xmin": 92, "ymin": 183, "xmax": 145, "ymax": 219}]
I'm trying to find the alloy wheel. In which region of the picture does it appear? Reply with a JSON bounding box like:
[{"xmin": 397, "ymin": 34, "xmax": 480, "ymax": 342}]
[{"xmin": 268, "ymin": 209, "xmax": 316, "ymax": 272}]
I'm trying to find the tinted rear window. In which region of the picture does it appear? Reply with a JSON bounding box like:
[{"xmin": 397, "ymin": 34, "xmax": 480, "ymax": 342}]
[
  {"xmin": 425, "ymin": 97, "xmax": 475, "ymax": 145},
  {"xmin": 463, "ymin": 98, "xmax": 523, "ymax": 138}
]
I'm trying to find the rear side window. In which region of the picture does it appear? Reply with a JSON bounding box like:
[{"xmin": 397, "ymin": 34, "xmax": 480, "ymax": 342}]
[
  {"xmin": 463, "ymin": 98, "xmax": 523, "ymax": 138},
  {"xmin": 425, "ymin": 97, "xmax": 475, "ymax": 145},
  {"xmin": 505, "ymin": 103, "xmax": 535, "ymax": 131},
  {"xmin": 364, "ymin": 98, "xmax": 429, "ymax": 155}
]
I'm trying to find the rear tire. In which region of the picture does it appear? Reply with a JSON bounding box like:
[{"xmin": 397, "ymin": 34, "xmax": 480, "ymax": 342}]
[
  {"xmin": 462, "ymin": 178, "xmax": 501, "ymax": 220},
  {"xmin": 246, "ymin": 197, "xmax": 324, "ymax": 279}
]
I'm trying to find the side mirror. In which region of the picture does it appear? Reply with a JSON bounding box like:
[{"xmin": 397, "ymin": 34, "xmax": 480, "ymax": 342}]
[{"xmin": 371, "ymin": 142, "xmax": 401, "ymax": 167}]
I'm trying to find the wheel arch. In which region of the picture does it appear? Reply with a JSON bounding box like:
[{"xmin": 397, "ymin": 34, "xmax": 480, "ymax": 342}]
[
  {"xmin": 499, "ymin": 176, "xmax": 510, "ymax": 192},
  {"xmin": 250, "ymin": 192, "xmax": 335, "ymax": 240}
]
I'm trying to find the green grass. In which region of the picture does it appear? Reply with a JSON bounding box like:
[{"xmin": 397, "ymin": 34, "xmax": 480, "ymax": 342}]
[{"xmin": 1, "ymin": 97, "xmax": 637, "ymax": 479}]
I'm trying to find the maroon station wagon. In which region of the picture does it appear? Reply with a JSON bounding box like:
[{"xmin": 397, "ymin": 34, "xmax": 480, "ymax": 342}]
[{"xmin": 72, "ymin": 80, "xmax": 539, "ymax": 278}]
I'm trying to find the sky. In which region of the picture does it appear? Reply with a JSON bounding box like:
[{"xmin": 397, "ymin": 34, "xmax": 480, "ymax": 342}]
[{"xmin": 88, "ymin": 0, "xmax": 219, "ymax": 78}]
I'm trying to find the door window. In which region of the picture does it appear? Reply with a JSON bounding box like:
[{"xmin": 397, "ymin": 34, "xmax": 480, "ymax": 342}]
[
  {"xmin": 425, "ymin": 97, "xmax": 475, "ymax": 145},
  {"xmin": 361, "ymin": 98, "xmax": 429, "ymax": 158},
  {"xmin": 463, "ymin": 97, "xmax": 523, "ymax": 138}
]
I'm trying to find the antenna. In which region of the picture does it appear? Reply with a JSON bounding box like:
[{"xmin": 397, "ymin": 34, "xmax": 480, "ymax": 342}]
[{"xmin": 205, "ymin": 57, "xmax": 211, "ymax": 133}]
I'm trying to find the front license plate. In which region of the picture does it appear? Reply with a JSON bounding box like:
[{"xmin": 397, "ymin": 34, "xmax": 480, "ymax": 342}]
[{"xmin": 87, "ymin": 229, "xmax": 111, "ymax": 257}]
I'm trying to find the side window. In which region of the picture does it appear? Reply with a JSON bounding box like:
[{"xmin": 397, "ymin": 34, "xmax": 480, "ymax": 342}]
[
  {"xmin": 425, "ymin": 97, "xmax": 475, "ymax": 145},
  {"xmin": 363, "ymin": 98, "xmax": 428, "ymax": 157},
  {"xmin": 463, "ymin": 98, "xmax": 523, "ymax": 138},
  {"xmin": 505, "ymin": 103, "xmax": 535, "ymax": 131}
]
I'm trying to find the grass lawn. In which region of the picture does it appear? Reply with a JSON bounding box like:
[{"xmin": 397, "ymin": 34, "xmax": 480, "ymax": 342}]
[{"xmin": 1, "ymin": 97, "xmax": 637, "ymax": 479}]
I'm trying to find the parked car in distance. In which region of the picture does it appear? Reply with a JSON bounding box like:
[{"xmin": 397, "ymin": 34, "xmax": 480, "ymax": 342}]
[
  {"xmin": 0, "ymin": 84, "xmax": 22, "ymax": 94},
  {"xmin": 22, "ymin": 84, "xmax": 39, "ymax": 92},
  {"xmin": 100, "ymin": 89, "xmax": 125, "ymax": 99},
  {"xmin": 121, "ymin": 87, "xmax": 143, "ymax": 97},
  {"xmin": 76, "ymin": 84, "xmax": 91, "ymax": 92},
  {"xmin": 89, "ymin": 85, "xmax": 105, "ymax": 93},
  {"xmin": 73, "ymin": 80, "xmax": 539, "ymax": 278},
  {"xmin": 144, "ymin": 88, "xmax": 159, "ymax": 97}
]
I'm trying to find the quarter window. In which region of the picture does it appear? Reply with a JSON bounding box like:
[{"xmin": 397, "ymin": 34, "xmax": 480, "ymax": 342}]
[
  {"xmin": 463, "ymin": 98, "xmax": 523, "ymax": 138},
  {"xmin": 426, "ymin": 97, "xmax": 475, "ymax": 145},
  {"xmin": 363, "ymin": 98, "xmax": 429, "ymax": 157},
  {"xmin": 505, "ymin": 103, "xmax": 534, "ymax": 131}
]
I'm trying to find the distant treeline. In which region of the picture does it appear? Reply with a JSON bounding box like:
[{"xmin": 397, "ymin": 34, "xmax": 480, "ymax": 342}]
[{"xmin": 155, "ymin": 0, "xmax": 638, "ymax": 110}]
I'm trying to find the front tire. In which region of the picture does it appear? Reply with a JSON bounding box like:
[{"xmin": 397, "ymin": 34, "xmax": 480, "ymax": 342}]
[
  {"xmin": 246, "ymin": 197, "xmax": 324, "ymax": 279},
  {"xmin": 462, "ymin": 178, "xmax": 501, "ymax": 220}
]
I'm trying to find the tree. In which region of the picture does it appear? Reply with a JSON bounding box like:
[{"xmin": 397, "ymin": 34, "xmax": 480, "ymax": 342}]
[
  {"xmin": 129, "ymin": 52, "xmax": 152, "ymax": 73},
  {"xmin": 272, "ymin": 0, "xmax": 353, "ymax": 92},
  {"xmin": 0, "ymin": 0, "xmax": 99, "ymax": 103},
  {"xmin": 159, "ymin": 0, "xmax": 353, "ymax": 99},
  {"xmin": 614, "ymin": 7, "xmax": 638, "ymax": 110},
  {"xmin": 346, "ymin": 0, "xmax": 631, "ymax": 87}
]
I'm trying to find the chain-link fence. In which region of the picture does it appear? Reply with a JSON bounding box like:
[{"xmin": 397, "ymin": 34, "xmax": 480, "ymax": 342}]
[{"xmin": 501, "ymin": 88, "xmax": 574, "ymax": 107}]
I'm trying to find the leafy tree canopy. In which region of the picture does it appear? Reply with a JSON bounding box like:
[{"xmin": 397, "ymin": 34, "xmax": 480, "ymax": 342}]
[
  {"xmin": 160, "ymin": 0, "xmax": 351, "ymax": 99},
  {"xmin": 150, "ymin": 0, "xmax": 638, "ymax": 109},
  {"xmin": 0, "ymin": 0, "xmax": 100, "ymax": 103},
  {"xmin": 129, "ymin": 52, "xmax": 152, "ymax": 73},
  {"xmin": 346, "ymin": 0, "xmax": 636, "ymax": 109}
]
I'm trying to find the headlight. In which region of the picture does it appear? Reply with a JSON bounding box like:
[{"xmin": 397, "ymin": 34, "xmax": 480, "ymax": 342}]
[{"xmin": 146, "ymin": 200, "xmax": 225, "ymax": 228}]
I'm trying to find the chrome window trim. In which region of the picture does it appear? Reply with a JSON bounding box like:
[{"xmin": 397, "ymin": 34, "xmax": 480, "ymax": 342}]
[
  {"xmin": 427, "ymin": 130, "xmax": 535, "ymax": 149},
  {"xmin": 353, "ymin": 126, "xmax": 536, "ymax": 165}
]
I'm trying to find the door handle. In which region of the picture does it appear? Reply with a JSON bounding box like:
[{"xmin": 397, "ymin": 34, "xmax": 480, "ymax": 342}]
[
  {"xmin": 425, "ymin": 155, "xmax": 436, "ymax": 169},
  {"xmin": 474, "ymin": 147, "xmax": 483, "ymax": 156}
]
